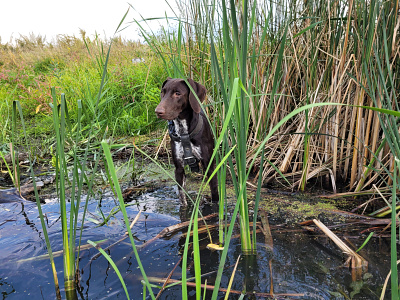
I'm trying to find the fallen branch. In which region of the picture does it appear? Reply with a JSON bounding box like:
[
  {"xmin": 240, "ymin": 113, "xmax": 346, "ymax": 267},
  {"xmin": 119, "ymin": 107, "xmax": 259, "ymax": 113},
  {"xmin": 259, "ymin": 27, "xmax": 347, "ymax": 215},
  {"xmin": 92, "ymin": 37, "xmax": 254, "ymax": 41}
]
[
  {"xmin": 319, "ymin": 188, "xmax": 391, "ymax": 199},
  {"xmin": 312, "ymin": 219, "xmax": 368, "ymax": 280},
  {"xmin": 0, "ymin": 176, "xmax": 55, "ymax": 203},
  {"xmin": 139, "ymin": 213, "xmax": 218, "ymax": 249},
  {"xmin": 85, "ymin": 212, "xmax": 218, "ymax": 269}
]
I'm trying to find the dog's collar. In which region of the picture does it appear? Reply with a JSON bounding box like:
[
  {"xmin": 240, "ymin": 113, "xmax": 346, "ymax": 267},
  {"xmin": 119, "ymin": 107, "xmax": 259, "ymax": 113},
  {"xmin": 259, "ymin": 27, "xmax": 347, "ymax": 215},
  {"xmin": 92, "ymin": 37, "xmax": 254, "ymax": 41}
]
[
  {"xmin": 168, "ymin": 115, "xmax": 204, "ymax": 172},
  {"xmin": 167, "ymin": 114, "xmax": 203, "ymax": 142}
]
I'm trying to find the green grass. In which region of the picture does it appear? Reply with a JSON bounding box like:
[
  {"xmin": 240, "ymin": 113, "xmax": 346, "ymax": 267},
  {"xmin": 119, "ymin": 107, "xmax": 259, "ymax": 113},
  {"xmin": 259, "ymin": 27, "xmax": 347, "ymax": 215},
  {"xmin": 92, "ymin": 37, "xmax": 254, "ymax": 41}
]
[{"xmin": 0, "ymin": 34, "xmax": 169, "ymax": 151}]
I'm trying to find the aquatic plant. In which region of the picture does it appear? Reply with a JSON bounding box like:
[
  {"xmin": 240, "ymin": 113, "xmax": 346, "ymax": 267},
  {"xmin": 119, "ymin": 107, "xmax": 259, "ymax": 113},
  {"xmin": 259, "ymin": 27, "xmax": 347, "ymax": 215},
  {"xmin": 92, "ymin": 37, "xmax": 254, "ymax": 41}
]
[
  {"xmin": 12, "ymin": 99, "xmax": 61, "ymax": 298},
  {"xmin": 100, "ymin": 141, "xmax": 156, "ymax": 299},
  {"xmin": 135, "ymin": 0, "xmax": 399, "ymax": 297},
  {"xmin": 358, "ymin": 9, "xmax": 400, "ymax": 298},
  {"xmin": 6, "ymin": 11, "xmax": 146, "ymax": 299}
]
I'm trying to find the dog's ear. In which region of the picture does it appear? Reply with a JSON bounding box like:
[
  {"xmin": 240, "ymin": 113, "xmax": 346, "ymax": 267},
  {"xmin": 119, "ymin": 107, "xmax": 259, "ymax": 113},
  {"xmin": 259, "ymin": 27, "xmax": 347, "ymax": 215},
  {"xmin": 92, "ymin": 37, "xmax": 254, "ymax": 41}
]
[
  {"xmin": 187, "ymin": 78, "xmax": 206, "ymax": 114},
  {"xmin": 162, "ymin": 77, "xmax": 172, "ymax": 88}
]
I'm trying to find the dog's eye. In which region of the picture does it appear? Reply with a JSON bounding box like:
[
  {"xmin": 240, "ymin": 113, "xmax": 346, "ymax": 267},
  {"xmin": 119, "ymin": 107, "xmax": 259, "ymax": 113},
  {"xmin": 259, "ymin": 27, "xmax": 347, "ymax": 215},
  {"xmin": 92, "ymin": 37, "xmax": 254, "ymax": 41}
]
[{"xmin": 175, "ymin": 92, "xmax": 181, "ymax": 96}]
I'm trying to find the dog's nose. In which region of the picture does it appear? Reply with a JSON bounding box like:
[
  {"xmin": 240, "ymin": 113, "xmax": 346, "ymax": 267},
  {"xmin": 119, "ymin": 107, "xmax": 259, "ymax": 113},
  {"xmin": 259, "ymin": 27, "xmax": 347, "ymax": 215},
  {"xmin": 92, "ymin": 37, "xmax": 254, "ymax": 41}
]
[{"xmin": 155, "ymin": 106, "xmax": 165, "ymax": 118}]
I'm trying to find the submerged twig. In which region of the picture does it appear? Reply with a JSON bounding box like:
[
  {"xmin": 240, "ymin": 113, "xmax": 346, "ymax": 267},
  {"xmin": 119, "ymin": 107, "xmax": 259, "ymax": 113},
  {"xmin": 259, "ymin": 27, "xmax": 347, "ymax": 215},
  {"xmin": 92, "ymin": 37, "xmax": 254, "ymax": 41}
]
[
  {"xmin": 86, "ymin": 210, "xmax": 142, "ymax": 264},
  {"xmin": 259, "ymin": 210, "xmax": 273, "ymax": 250},
  {"xmin": 269, "ymin": 260, "xmax": 274, "ymax": 295},
  {"xmin": 147, "ymin": 277, "xmax": 304, "ymax": 298},
  {"xmin": 139, "ymin": 213, "xmax": 218, "ymax": 249},
  {"xmin": 17, "ymin": 240, "xmax": 108, "ymax": 263},
  {"xmin": 380, "ymin": 259, "xmax": 400, "ymax": 300},
  {"xmin": 155, "ymin": 256, "xmax": 183, "ymax": 300},
  {"xmin": 312, "ymin": 219, "xmax": 368, "ymax": 279},
  {"xmin": 224, "ymin": 255, "xmax": 241, "ymax": 300}
]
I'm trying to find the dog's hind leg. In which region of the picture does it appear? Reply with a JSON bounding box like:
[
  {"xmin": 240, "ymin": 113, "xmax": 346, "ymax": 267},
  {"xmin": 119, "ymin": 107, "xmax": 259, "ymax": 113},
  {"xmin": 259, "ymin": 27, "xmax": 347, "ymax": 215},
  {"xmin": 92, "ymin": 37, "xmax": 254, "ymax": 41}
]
[
  {"xmin": 202, "ymin": 159, "xmax": 219, "ymax": 202},
  {"xmin": 208, "ymin": 170, "xmax": 219, "ymax": 202}
]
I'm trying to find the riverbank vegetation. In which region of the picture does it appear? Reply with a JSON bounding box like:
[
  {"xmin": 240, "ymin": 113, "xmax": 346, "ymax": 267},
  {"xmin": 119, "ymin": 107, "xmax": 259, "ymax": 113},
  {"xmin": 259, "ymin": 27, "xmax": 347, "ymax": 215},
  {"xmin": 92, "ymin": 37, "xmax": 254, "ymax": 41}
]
[
  {"xmin": 0, "ymin": 31, "xmax": 167, "ymax": 148},
  {"xmin": 2, "ymin": 1, "xmax": 398, "ymax": 196}
]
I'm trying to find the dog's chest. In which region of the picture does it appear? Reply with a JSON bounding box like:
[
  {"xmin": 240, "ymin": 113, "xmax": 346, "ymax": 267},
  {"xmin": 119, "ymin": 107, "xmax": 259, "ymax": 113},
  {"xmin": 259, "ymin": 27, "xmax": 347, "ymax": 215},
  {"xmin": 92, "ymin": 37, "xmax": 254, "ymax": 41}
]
[{"xmin": 172, "ymin": 119, "xmax": 201, "ymax": 163}]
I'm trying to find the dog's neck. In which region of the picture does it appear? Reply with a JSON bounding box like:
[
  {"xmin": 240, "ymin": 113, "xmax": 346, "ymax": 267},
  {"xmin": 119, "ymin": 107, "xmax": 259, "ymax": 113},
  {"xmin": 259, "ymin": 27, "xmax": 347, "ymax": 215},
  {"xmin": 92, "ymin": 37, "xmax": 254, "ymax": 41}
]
[
  {"xmin": 172, "ymin": 118, "xmax": 188, "ymax": 136},
  {"xmin": 174, "ymin": 109, "xmax": 200, "ymax": 136}
]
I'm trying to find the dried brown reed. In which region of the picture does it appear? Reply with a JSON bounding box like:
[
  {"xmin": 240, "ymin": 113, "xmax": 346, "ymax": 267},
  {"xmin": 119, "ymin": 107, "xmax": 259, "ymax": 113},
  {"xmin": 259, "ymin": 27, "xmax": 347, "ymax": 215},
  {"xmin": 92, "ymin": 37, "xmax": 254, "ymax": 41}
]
[{"xmin": 155, "ymin": 0, "xmax": 399, "ymax": 197}]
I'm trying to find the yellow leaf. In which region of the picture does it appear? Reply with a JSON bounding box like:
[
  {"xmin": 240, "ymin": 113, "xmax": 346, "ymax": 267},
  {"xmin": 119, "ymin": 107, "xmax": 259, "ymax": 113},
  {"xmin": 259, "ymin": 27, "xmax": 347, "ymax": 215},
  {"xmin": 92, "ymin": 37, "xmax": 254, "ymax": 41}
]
[
  {"xmin": 36, "ymin": 104, "xmax": 42, "ymax": 114},
  {"xmin": 207, "ymin": 243, "xmax": 224, "ymax": 251}
]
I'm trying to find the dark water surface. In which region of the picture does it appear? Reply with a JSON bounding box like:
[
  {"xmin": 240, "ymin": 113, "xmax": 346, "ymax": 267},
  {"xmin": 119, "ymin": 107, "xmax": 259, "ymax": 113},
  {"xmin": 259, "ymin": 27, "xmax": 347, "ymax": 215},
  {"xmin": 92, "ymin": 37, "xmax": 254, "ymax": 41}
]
[{"xmin": 0, "ymin": 185, "xmax": 392, "ymax": 299}]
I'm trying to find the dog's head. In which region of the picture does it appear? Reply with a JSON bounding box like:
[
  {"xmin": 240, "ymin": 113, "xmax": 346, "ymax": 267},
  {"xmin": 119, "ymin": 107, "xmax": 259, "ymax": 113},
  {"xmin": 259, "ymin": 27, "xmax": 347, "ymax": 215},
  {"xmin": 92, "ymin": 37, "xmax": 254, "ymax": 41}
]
[{"xmin": 155, "ymin": 78, "xmax": 206, "ymax": 120}]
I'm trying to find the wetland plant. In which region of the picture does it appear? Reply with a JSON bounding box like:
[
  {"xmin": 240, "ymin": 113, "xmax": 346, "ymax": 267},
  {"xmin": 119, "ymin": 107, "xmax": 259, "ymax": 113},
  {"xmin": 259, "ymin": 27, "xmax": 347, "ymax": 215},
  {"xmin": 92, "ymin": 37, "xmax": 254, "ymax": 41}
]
[
  {"xmin": 4, "ymin": 0, "xmax": 399, "ymax": 298},
  {"xmin": 8, "ymin": 11, "xmax": 145, "ymax": 299},
  {"xmin": 135, "ymin": 0, "xmax": 400, "ymax": 298}
]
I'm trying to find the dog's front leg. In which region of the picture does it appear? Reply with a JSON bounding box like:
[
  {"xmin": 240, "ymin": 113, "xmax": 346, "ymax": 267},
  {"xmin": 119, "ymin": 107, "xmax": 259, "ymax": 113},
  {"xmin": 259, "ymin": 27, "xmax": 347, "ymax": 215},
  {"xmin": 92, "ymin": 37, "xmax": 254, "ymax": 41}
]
[
  {"xmin": 175, "ymin": 164, "xmax": 187, "ymax": 206},
  {"xmin": 171, "ymin": 140, "xmax": 187, "ymax": 206}
]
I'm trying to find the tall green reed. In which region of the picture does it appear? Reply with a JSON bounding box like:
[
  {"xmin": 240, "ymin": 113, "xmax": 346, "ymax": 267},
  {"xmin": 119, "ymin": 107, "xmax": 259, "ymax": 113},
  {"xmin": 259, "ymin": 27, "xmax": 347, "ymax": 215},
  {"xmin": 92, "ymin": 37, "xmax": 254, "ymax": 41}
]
[
  {"xmin": 48, "ymin": 88, "xmax": 109, "ymax": 298},
  {"xmin": 138, "ymin": 0, "xmax": 286, "ymax": 254},
  {"xmin": 50, "ymin": 90, "xmax": 77, "ymax": 298},
  {"xmin": 10, "ymin": 102, "xmax": 21, "ymax": 190},
  {"xmin": 12, "ymin": 100, "xmax": 61, "ymax": 299},
  {"xmin": 134, "ymin": 0, "xmax": 288, "ymax": 296},
  {"xmin": 100, "ymin": 141, "xmax": 156, "ymax": 299},
  {"xmin": 201, "ymin": 0, "xmax": 288, "ymax": 256},
  {"xmin": 134, "ymin": 0, "xmax": 400, "ymax": 297},
  {"xmin": 7, "ymin": 11, "xmax": 133, "ymax": 299},
  {"xmin": 360, "ymin": 9, "xmax": 399, "ymax": 298},
  {"xmin": 51, "ymin": 18, "xmax": 123, "ymax": 297}
]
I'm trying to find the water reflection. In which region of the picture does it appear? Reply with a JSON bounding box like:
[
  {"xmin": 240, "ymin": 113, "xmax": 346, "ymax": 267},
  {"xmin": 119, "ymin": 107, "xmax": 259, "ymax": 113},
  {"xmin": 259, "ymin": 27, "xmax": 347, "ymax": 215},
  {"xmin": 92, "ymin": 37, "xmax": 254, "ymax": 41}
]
[{"xmin": 0, "ymin": 186, "xmax": 391, "ymax": 299}]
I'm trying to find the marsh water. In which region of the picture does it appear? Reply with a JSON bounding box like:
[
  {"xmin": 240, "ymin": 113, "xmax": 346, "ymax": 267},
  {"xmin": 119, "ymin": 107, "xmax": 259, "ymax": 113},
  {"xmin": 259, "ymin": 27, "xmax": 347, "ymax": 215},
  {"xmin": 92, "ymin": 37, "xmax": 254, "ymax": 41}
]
[{"xmin": 0, "ymin": 176, "xmax": 393, "ymax": 299}]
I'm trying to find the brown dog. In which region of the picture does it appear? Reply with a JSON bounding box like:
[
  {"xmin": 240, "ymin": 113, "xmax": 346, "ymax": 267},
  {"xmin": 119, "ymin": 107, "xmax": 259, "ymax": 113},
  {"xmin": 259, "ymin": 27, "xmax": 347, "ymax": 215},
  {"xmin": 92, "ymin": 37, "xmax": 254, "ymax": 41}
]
[{"xmin": 155, "ymin": 78, "xmax": 219, "ymax": 205}]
